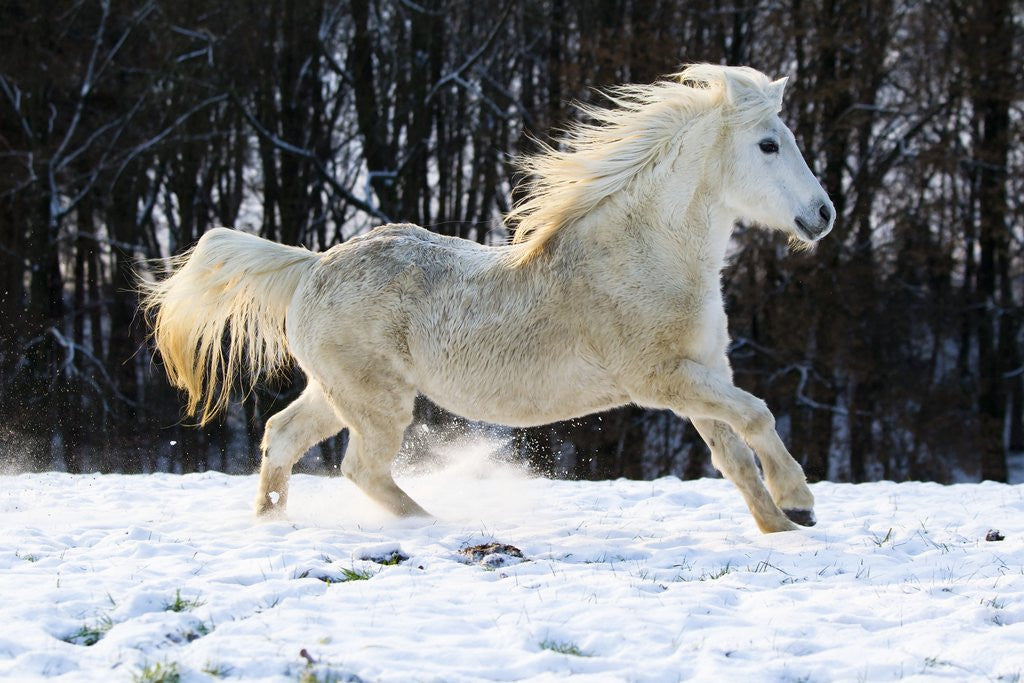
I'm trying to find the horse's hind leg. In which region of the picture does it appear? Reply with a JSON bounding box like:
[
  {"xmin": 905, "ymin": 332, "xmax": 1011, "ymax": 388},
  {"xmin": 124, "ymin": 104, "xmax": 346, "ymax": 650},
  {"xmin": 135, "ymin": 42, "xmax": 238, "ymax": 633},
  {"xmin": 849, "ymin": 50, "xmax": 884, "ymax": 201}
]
[
  {"xmin": 692, "ymin": 418, "xmax": 798, "ymax": 533},
  {"xmin": 342, "ymin": 419, "xmax": 429, "ymax": 517},
  {"xmin": 256, "ymin": 381, "xmax": 344, "ymax": 516},
  {"xmin": 327, "ymin": 388, "xmax": 428, "ymax": 517}
]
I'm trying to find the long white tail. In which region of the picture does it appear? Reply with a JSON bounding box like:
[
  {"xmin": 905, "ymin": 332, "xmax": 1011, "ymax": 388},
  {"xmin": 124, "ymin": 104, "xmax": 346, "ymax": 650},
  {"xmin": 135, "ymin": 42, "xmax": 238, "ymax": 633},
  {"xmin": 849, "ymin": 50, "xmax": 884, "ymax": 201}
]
[{"xmin": 140, "ymin": 228, "xmax": 319, "ymax": 424}]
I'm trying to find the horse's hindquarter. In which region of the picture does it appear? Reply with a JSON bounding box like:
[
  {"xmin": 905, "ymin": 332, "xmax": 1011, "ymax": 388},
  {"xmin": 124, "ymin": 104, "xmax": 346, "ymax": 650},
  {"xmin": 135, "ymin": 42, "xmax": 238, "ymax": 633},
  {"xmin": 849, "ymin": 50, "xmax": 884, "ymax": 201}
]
[{"xmin": 289, "ymin": 226, "xmax": 625, "ymax": 427}]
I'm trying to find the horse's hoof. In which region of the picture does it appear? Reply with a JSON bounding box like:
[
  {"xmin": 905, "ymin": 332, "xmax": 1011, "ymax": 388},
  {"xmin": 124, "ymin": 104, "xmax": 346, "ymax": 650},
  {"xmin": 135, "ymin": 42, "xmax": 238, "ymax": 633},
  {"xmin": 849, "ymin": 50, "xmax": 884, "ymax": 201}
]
[
  {"xmin": 255, "ymin": 506, "xmax": 285, "ymax": 519},
  {"xmin": 783, "ymin": 508, "xmax": 816, "ymax": 526}
]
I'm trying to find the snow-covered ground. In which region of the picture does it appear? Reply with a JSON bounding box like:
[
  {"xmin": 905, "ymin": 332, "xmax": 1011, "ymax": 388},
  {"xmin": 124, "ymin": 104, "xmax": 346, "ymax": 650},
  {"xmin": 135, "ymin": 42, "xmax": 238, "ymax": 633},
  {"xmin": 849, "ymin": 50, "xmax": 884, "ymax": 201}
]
[{"xmin": 2, "ymin": 453, "xmax": 1023, "ymax": 682}]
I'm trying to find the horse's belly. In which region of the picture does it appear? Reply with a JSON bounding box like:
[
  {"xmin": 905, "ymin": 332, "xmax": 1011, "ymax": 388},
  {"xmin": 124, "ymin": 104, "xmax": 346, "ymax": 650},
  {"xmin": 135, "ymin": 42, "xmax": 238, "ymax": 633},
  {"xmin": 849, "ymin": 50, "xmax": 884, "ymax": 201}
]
[
  {"xmin": 417, "ymin": 359, "xmax": 626, "ymax": 428},
  {"xmin": 425, "ymin": 389, "xmax": 625, "ymax": 428}
]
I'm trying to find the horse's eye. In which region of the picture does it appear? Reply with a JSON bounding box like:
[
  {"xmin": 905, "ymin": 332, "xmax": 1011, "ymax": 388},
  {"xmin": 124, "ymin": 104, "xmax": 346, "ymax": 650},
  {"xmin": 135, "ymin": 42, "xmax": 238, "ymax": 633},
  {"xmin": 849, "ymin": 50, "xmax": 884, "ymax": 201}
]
[{"xmin": 759, "ymin": 139, "xmax": 780, "ymax": 154}]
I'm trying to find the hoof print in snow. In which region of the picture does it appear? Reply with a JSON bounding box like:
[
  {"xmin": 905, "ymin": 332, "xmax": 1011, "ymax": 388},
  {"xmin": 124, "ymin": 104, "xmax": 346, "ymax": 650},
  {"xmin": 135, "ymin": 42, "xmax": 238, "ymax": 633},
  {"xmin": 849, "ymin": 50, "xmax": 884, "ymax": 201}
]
[
  {"xmin": 460, "ymin": 543, "xmax": 526, "ymax": 568},
  {"xmin": 985, "ymin": 529, "xmax": 1005, "ymax": 542}
]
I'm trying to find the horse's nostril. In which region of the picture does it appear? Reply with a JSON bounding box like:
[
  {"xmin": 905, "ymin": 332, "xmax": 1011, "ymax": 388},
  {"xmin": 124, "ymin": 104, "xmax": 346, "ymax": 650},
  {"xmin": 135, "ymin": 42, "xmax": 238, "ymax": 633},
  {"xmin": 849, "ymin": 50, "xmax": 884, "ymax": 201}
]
[{"xmin": 818, "ymin": 203, "xmax": 832, "ymax": 224}]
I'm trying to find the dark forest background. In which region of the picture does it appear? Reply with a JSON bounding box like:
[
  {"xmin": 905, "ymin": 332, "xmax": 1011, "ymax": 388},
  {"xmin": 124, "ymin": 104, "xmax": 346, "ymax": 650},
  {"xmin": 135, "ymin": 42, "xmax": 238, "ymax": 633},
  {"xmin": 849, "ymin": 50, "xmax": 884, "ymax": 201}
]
[{"xmin": 1, "ymin": 0, "xmax": 1021, "ymax": 483}]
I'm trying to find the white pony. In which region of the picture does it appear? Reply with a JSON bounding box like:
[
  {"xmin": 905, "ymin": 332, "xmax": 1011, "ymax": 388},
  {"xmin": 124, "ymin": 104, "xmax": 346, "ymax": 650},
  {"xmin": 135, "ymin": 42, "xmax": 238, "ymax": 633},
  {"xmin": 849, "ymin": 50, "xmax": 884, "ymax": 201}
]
[{"xmin": 142, "ymin": 65, "xmax": 834, "ymax": 533}]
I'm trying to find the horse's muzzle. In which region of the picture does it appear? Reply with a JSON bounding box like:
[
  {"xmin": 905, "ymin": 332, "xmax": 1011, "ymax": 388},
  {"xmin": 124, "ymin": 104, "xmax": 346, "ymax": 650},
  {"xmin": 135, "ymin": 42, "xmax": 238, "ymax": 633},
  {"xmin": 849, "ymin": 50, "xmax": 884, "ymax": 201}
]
[{"xmin": 794, "ymin": 201, "xmax": 834, "ymax": 241}]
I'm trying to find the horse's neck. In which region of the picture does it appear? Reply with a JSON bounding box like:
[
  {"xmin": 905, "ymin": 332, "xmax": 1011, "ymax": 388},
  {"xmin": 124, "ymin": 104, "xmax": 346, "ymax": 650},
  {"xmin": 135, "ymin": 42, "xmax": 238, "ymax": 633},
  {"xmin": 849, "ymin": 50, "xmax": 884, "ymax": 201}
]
[
  {"xmin": 556, "ymin": 177, "xmax": 734, "ymax": 294},
  {"xmin": 659, "ymin": 189, "xmax": 733, "ymax": 276},
  {"xmin": 650, "ymin": 133, "xmax": 734, "ymax": 279}
]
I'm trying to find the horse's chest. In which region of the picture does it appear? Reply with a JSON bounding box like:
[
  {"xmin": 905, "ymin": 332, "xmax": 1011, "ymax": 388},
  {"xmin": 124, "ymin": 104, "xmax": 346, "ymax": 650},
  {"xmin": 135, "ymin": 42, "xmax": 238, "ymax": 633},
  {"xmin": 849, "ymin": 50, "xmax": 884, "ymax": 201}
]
[{"xmin": 647, "ymin": 291, "xmax": 728, "ymax": 364}]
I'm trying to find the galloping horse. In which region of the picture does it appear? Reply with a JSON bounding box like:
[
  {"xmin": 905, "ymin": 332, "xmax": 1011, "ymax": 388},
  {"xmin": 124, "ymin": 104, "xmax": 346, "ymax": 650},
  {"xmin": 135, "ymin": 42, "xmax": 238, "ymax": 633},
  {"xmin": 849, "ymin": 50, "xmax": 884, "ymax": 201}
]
[{"xmin": 142, "ymin": 65, "xmax": 834, "ymax": 533}]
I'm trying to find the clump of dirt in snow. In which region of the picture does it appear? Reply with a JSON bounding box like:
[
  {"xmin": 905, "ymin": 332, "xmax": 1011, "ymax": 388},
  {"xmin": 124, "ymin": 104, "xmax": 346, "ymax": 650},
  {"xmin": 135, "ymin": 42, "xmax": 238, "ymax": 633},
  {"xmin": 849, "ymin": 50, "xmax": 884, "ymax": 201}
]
[
  {"xmin": 985, "ymin": 529, "xmax": 1005, "ymax": 542},
  {"xmin": 459, "ymin": 543, "xmax": 526, "ymax": 568}
]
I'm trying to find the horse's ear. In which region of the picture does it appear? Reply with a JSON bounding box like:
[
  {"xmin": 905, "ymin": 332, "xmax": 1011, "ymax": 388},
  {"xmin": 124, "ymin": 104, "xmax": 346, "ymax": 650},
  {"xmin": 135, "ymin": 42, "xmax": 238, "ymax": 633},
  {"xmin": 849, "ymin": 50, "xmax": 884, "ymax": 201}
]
[
  {"xmin": 721, "ymin": 69, "xmax": 750, "ymax": 106},
  {"xmin": 721, "ymin": 69, "xmax": 767, "ymax": 111},
  {"xmin": 768, "ymin": 76, "xmax": 788, "ymax": 108}
]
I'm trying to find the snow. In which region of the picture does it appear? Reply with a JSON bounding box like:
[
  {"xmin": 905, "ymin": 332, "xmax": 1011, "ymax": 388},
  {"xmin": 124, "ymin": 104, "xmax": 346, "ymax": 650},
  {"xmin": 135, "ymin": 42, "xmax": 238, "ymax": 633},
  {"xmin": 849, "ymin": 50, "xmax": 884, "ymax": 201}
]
[{"xmin": 1, "ymin": 460, "xmax": 1023, "ymax": 682}]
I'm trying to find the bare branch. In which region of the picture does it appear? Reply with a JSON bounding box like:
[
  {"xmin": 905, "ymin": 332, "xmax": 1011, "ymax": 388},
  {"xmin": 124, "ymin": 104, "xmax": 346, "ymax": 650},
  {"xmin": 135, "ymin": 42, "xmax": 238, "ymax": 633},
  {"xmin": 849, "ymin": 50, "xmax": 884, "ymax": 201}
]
[
  {"xmin": 24, "ymin": 327, "xmax": 138, "ymax": 411},
  {"xmin": 235, "ymin": 96, "xmax": 391, "ymax": 223},
  {"xmin": 424, "ymin": 0, "xmax": 516, "ymax": 104},
  {"xmin": 0, "ymin": 75, "xmax": 34, "ymax": 139},
  {"xmin": 397, "ymin": 0, "xmax": 446, "ymax": 16},
  {"xmin": 111, "ymin": 93, "xmax": 230, "ymax": 185},
  {"xmin": 47, "ymin": 0, "xmax": 112, "ymax": 221}
]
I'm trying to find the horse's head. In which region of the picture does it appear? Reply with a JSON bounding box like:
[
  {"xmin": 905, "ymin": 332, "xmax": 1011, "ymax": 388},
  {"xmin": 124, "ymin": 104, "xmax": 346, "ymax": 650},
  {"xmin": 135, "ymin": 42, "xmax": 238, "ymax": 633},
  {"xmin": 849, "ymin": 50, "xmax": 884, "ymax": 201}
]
[{"xmin": 708, "ymin": 67, "xmax": 834, "ymax": 243}]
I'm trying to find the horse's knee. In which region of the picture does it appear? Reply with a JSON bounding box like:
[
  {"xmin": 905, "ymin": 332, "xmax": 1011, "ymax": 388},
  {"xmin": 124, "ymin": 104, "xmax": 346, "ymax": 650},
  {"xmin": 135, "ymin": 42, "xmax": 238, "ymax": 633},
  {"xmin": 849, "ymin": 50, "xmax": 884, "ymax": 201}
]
[
  {"xmin": 742, "ymin": 400, "xmax": 775, "ymax": 437},
  {"xmin": 262, "ymin": 388, "xmax": 342, "ymax": 466},
  {"xmin": 260, "ymin": 413, "xmax": 293, "ymax": 463}
]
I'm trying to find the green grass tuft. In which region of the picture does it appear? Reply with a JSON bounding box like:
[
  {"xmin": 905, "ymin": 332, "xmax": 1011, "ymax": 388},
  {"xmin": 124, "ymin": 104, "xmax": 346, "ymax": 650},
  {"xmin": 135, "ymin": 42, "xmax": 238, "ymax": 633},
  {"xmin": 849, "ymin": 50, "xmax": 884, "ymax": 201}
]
[
  {"xmin": 869, "ymin": 527, "xmax": 894, "ymax": 547},
  {"xmin": 201, "ymin": 661, "xmax": 233, "ymax": 678},
  {"xmin": 338, "ymin": 567, "xmax": 374, "ymax": 582},
  {"xmin": 133, "ymin": 661, "xmax": 181, "ymax": 683},
  {"xmin": 539, "ymin": 638, "xmax": 590, "ymax": 657},
  {"xmin": 164, "ymin": 589, "xmax": 204, "ymax": 612},
  {"xmin": 700, "ymin": 562, "xmax": 734, "ymax": 581},
  {"xmin": 299, "ymin": 669, "xmax": 349, "ymax": 683},
  {"xmin": 63, "ymin": 616, "xmax": 113, "ymax": 646},
  {"xmin": 372, "ymin": 552, "xmax": 407, "ymax": 566}
]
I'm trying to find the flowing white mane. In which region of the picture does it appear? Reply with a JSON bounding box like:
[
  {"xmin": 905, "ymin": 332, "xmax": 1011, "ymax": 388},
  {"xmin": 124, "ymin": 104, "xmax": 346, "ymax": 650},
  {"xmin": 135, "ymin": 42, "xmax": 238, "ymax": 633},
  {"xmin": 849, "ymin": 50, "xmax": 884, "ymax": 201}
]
[{"xmin": 505, "ymin": 64, "xmax": 786, "ymax": 266}]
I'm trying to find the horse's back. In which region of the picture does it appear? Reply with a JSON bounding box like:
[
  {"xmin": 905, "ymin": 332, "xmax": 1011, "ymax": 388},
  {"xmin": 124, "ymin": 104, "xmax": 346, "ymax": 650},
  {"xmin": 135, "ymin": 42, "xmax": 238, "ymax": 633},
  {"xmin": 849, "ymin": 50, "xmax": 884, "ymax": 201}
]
[{"xmin": 289, "ymin": 222, "xmax": 510, "ymax": 372}]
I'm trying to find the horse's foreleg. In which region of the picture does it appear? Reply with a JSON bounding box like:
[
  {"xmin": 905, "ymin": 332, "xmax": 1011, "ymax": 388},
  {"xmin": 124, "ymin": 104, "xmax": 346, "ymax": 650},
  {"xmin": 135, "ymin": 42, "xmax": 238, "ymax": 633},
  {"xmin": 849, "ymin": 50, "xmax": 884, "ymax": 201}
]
[
  {"xmin": 754, "ymin": 433, "xmax": 817, "ymax": 526},
  {"xmin": 691, "ymin": 418, "xmax": 799, "ymax": 533},
  {"xmin": 256, "ymin": 382, "xmax": 344, "ymax": 516},
  {"xmin": 641, "ymin": 359, "xmax": 815, "ymax": 532}
]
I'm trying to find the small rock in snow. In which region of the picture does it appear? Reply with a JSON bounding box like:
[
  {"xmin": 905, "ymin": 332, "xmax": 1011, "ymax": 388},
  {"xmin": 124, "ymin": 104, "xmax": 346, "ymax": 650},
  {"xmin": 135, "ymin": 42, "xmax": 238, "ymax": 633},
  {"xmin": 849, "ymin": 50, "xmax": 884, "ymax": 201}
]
[{"xmin": 985, "ymin": 529, "xmax": 1005, "ymax": 542}]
